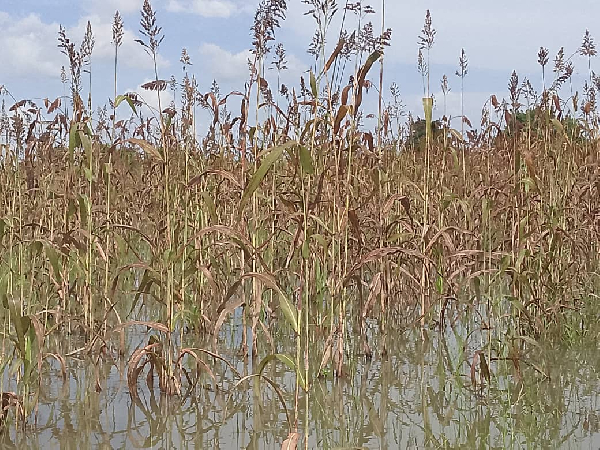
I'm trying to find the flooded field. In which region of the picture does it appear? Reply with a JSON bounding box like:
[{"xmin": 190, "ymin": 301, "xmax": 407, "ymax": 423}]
[
  {"xmin": 1, "ymin": 1, "xmax": 600, "ymax": 449},
  {"xmin": 1, "ymin": 308, "xmax": 599, "ymax": 449}
]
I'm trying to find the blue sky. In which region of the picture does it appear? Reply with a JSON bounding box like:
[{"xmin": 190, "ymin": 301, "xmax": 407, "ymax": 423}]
[{"xmin": 1, "ymin": 0, "xmax": 599, "ymax": 134}]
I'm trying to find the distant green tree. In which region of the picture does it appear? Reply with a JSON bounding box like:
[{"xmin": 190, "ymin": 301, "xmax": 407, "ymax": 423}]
[{"xmin": 407, "ymin": 118, "xmax": 443, "ymax": 148}]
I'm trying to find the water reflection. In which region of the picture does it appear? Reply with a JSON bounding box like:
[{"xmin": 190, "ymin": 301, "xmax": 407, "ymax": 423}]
[{"xmin": 1, "ymin": 322, "xmax": 599, "ymax": 449}]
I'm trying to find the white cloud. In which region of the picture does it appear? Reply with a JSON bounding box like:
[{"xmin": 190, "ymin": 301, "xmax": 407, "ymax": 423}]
[
  {"xmin": 0, "ymin": 12, "xmax": 62, "ymax": 79},
  {"xmin": 82, "ymin": 0, "xmax": 144, "ymax": 16},
  {"xmin": 70, "ymin": 15, "xmax": 170, "ymax": 71},
  {"xmin": 283, "ymin": 0, "xmax": 593, "ymax": 75},
  {"xmin": 380, "ymin": 1, "xmax": 563, "ymax": 72},
  {"xmin": 0, "ymin": 10, "xmax": 170, "ymax": 87},
  {"xmin": 278, "ymin": 53, "xmax": 305, "ymax": 77},
  {"xmin": 198, "ymin": 43, "xmax": 252, "ymax": 82},
  {"xmin": 195, "ymin": 43, "xmax": 307, "ymax": 89},
  {"xmin": 167, "ymin": 0, "xmax": 235, "ymax": 18},
  {"xmin": 3, "ymin": 0, "xmax": 597, "ymax": 130}
]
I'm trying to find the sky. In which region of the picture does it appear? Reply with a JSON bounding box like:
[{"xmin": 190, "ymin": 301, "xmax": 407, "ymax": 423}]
[{"xmin": 0, "ymin": 0, "xmax": 599, "ymax": 136}]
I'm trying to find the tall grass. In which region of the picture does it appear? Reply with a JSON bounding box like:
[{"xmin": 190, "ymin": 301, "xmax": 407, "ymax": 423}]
[{"xmin": 0, "ymin": 1, "xmax": 599, "ymax": 444}]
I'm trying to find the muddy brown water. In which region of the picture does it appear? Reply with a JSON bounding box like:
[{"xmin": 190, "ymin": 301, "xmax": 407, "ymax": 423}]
[{"xmin": 1, "ymin": 315, "xmax": 599, "ymax": 449}]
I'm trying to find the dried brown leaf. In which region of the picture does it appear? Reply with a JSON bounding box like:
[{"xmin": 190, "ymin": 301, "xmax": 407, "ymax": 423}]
[
  {"xmin": 281, "ymin": 432, "xmax": 300, "ymax": 450},
  {"xmin": 141, "ymin": 80, "xmax": 168, "ymax": 91},
  {"xmin": 324, "ymin": 37, "xmax": 345, "ymax": 73}
]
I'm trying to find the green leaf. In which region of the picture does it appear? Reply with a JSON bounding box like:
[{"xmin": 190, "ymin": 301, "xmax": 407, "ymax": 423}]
[
  {"xmin": 79, "ymin": 130, "xmax": 92, "ymax": 160},
  {"xmin": 79, "ymin": 194, "xmax": 90, "ymax": 226},
  {"xmin": 201, "ymin": 192, "xmax": 217, "ymax": 223},
  {"xmin": 550, "ymin": 118, "xmax": 564, "ymax": 134},
  {"xmin": 435, "ymin": 274, "xmax": 444, "ymax": 295},
  {"xmin": 0, "ymin": 218, "xmax": 6, "ymax": 242},
  {"xmin": 310, "ymin": 70, "xmax": 318, "ymax": 98},
  {"xmin": 9, "ymin": 299, "xmax": 30, "ymax": 357},
  {"xmin": 67, "ymin": 198, "xmax": 78, "ymax": 221},
  {"xmin": 301, "ymin": 239, "xmax": 310, "ymax": 259},
  {"xmin": 298, "ymin": 145, "xmax": 314, "ymax": 175},
  {"xmin": 239, "ymin": 140, "xmax": 297, "ymax": 211},
  {"xmin": 422, "ymin": 97, "xmax": 434, "ymax": 143},
  {"xmin": 242, "ymin": 272, "xmax": 299, "ymax": 334},
  {"xmin": 276, "ymin": 290, "xmax": 299, "ymax": 334},
  {"xmin": 309, "ymin": 234, "xmax": 329, "ymax": 251},
  {"xmin": 45, "ymin": 244, "xmax": 63, "ymax": 284},
  {"xmin": 30, "ymin": 240, "xmax": 43, "ymax": 256},
  {"xmin": 84, "ymin": 167, "xmax": 94, "ymax": 182},
  {"xmin": 520, "ymin": 176, "xmax": 537, "ymax": 192},
  {"xmin": 68, "ymin": 122, "xmax": 81, "ymax": 161},
  {"xmin": 0, "ymin": 277, "xmax": 7, "ymax": 309},
  {"xmin": 26, "ymin": 323, "xmax": 35, "ymax": 362},
  {"xmin": 257, "ymin": 354, "xmax": 306, "ymax": 390},
  {"xmin": 513, "ymin": 334, "xmax": 541, "ymax": 350},
  {"xmin": 115, "ymin": 94, "xmax": 138, "ymax": 115}
]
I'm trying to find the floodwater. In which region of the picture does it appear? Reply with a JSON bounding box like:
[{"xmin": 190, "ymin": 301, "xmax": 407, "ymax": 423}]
[{"xmin": 1, "ymin": 314, "xmax": 599, "ymax": 449}]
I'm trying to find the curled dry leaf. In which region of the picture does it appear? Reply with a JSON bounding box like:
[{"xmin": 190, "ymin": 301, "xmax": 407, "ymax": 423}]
[
  {"xmin": 187, "ymin": 169, "xmax": 242, "ymax": 190},
  {"xmin": 362, "ymin": 272, "xmax": 382, "ymax": 323},
  {"xmin": 382, "ymin": 194, "xmax": 410, "ymax": 218},
  {"xmin": 141, "ymin": 80, "xmax": 168, "ymax": 91},
  {"xmin": 341, "ymin": 84, "xmax": 352, "ymax": 106},
  {"xmin": 177, "ymin": 348, "xmax": 217, "ymax": 391},
  {"xmin": 9, "ymin": 100, "xmax": 27, "ymax": 112},
  {"xmin": 47, "ymin": 97, "xmax": 61, "ymax": 114},
  {"xmin": 281, "ymin": 432, "xmax": 300, "ymax": 450},
  {"xmin": 127, "ymin": 342, "xmax": 162, "ymax": 398},
  {"xmin": 342, "ymin": 246, "xmax": 428, "ymax": 288},
  {"xmin": 324, "ymin": 37, "xmax": 345, "ymax": 73},
  {"xmin": 522, "ymin": 150, "xmax": 537, "ymax": 180},
  {"xmin": 0, "ymin": 392, "xmax": 23, "ymax": 427},
  {"xmin": 113, "ymin": 320, "xmax": 170, "ymax": 334},
  {"xmin": 553, "ymin": 94, "xmax": 561, "ymax": 111},
  {"xmin": 334, "ymin": 105, "xmax": 351, "ymax": 135},
  {"xmin": 127, "ymin": 138, "xmax": 164, "ymax": 163},
  {"xmin": 44, "ymin": 352, "xmax": 68, "ymax": 383},
  {"xmin": 317, "ymin": 332, "xmax": 333, "ymax": 377}
]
